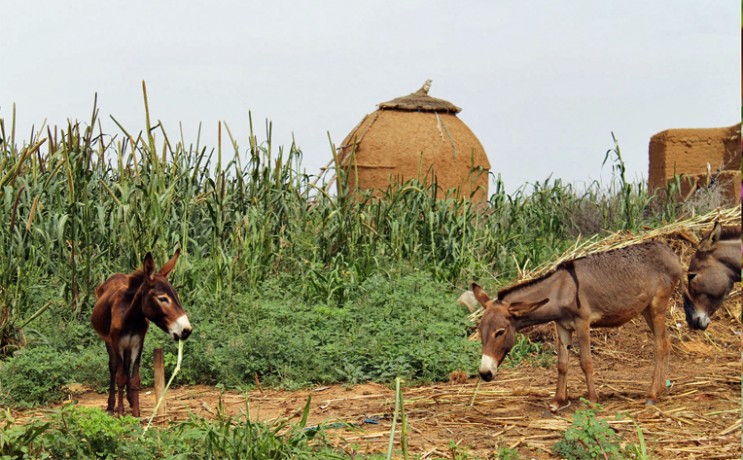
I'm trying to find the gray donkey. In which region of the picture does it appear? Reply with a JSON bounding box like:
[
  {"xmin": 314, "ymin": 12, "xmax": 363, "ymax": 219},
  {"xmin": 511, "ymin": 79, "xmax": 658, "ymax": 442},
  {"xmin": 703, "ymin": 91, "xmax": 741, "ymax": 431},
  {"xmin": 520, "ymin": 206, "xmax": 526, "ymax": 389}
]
[
  {"xmin": 683, "ymin": 222, "xmax": 741, "ymax": 330},
  {"xmin": 472, "ymin": 241, "xmax": 682, "ymax": 412}
]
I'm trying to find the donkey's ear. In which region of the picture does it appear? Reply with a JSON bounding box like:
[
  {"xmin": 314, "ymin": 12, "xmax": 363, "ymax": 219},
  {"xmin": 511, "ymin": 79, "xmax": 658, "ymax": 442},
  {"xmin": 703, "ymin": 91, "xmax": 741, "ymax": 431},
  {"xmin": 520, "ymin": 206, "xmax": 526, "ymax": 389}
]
[
  {"xmin": 159, "ymin": 248, "xmax": 181, "ymax": 278},
  {"xmin": 143, "ymin": 252, "xmax": 156, "ymax": 278},
  {"xmin": 698, "ymin": 222, "xmax": 722, "ymax": 251},
  {"xmin": 471, "ymin": 283, "xmax": 491, "ymax": 307},
  {"xmin": 508, "ymin": 298, "xmax": 549, "ymax": 317}
]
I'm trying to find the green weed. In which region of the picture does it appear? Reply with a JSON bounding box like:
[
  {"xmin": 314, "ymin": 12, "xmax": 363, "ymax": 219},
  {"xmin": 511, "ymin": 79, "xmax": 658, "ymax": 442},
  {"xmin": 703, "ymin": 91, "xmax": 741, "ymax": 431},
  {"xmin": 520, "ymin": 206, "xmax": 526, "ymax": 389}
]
[
  {"xmin": 0, "ymin": 409, "xmax": 49, "ymax": 459},
  {"xmin": 0, "ymin": 346, "xmax": 105, "ymax": 408},
  {"xmin": 495, "ymin": 446, "xmax": 520, "ymax": 459},
  {"xmin": 0, "ymin": 402, "xmax": 360, "ymax": 459},
  {"xmin": 503, "ymin": 334, "xmax": 554, "ymax": 369},
  {"xmin": 552, "ymin": 402, "xmax": 642, "ymax": 459}
]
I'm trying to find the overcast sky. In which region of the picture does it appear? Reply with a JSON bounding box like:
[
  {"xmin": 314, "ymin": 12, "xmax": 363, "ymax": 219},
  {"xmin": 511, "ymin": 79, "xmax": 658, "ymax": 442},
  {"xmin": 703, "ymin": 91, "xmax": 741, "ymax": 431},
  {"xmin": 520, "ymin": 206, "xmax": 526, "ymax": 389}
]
[{"xmin": 1, "ymin": 1, "xmax": 739, "ymax": 193}]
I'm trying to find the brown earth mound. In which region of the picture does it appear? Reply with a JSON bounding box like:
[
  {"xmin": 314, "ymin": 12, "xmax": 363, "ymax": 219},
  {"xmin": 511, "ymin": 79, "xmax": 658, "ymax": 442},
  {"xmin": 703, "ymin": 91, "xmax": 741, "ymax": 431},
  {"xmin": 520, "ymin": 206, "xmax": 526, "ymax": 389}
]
[{"xmin": 337, "ymin": 82, "xmax": 491, "ymax": 202}]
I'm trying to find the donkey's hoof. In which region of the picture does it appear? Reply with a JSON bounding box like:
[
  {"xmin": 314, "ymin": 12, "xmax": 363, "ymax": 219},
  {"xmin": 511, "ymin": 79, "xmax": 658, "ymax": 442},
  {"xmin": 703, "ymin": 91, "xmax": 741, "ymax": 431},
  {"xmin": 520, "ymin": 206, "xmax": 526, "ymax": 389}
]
[
  {"xmin": 548, "ymin": 400, "xmax": 571, "ymax": 413},
  {"xmin": 645, "ymin": 399, "xmax": 656, "ymax": 406}
]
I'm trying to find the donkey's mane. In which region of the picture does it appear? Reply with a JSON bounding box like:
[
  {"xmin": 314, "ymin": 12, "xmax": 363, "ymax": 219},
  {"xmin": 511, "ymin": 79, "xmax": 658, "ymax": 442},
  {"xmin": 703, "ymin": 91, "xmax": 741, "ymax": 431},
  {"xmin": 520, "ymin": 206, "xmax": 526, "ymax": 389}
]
[
  {"xmin": 719, "ymin": 226, "xmax": 741, "ymax": 240},
  {"xmin": 496, "ymin": 241, "xmax": 664, "ymax": 300},
  {"xmin": 123, "ymin": 270, "xmax": 148, "ymax": 304},
  {"xmin": 497, "ymin": 260, "xmax": 575, "ymax": 300}
]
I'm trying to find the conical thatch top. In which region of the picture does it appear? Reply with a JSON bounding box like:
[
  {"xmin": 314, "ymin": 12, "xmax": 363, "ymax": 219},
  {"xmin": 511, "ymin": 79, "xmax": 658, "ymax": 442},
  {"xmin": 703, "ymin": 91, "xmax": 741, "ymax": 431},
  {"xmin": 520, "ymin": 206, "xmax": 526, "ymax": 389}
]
[{"xmin": 377, "ymin": 80, "xmax": 462, "ymax": 113}]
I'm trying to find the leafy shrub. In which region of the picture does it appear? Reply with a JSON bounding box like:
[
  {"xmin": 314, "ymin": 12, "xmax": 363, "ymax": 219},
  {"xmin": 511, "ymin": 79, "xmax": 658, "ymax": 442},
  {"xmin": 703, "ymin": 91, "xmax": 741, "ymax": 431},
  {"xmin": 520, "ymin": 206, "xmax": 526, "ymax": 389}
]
[
  {"xmin": 131, "ymin": 271, "xmax": 481, "ymax": 391},
  {"xmin": 39, "ymin": 405, "xmax": 142, "ymax": 459},
  {"xmin": 0, "ymin": 410, "xmax": 49, "ymax": 459},
  {"xmin": 0, "ymin": 346, "xmax": 106, "ymax": 408},
  {"xmin": 503, "ymin": 334, "xmax": 554, "ymax": 369},
  {"xmin": 552, "ymin": 403, "xmax": 639, "ymax": 459}
]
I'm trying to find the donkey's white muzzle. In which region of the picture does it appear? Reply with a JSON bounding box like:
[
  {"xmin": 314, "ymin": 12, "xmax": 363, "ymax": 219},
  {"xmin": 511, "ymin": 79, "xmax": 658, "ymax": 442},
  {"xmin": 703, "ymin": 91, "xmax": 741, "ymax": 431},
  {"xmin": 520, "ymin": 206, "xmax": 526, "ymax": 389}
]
[
  {"xmin": 478, "ymin": 354, "xmax": 498, "ymax": 381},
  {"xmin": 169, "ymin": 315, "xmax": 192, "ymax": 340}
]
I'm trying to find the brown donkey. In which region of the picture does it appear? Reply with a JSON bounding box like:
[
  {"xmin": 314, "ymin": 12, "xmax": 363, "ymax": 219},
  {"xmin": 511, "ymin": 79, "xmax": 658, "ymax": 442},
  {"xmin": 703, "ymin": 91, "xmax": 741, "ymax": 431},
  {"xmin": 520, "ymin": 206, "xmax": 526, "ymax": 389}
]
[
  {"xmin": 683, "ymin": 222, "xmax": 741, "ymax": 330},
  {"xmin": 472, "ymin": 241, "xmax": 681, "ymax": 412},
  {"xmin": 91, "ymin": 250, "xmax": 192, "ymax": 416}
]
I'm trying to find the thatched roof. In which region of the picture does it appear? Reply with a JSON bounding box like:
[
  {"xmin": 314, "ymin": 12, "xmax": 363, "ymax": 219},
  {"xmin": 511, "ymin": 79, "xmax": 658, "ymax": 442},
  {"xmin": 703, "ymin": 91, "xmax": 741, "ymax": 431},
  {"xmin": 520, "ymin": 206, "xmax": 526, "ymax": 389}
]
[{"xmin": 377, "ymin": 80, "xmax": 462, "ymax": 114}]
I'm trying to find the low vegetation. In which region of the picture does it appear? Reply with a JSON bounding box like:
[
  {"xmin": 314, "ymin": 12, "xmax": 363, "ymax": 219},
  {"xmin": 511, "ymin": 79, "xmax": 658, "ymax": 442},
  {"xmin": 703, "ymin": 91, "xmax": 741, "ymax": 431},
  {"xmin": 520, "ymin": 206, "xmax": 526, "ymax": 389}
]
[
  {"xmin": 0, "ymin": 403, "xmax": 356, "ymax": 459},
  {"xmin": 0, "ymin": 88, "xmax": 733, "ymax": 457},
  {"xmin": 552, "ymin": 402, "xmax": 648, "ymax": 460}
]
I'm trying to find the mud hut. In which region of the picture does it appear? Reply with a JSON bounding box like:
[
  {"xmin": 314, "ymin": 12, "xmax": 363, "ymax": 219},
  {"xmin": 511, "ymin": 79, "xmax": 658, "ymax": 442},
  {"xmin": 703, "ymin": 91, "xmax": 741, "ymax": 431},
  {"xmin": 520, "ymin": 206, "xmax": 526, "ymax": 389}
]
[
  {"xmin": 648, "ymin": 123, "xmax": 740, "ymax": 202},
  {"xmin": 336, "ymin": 81, "xmax": 491, "ymax": 201}
]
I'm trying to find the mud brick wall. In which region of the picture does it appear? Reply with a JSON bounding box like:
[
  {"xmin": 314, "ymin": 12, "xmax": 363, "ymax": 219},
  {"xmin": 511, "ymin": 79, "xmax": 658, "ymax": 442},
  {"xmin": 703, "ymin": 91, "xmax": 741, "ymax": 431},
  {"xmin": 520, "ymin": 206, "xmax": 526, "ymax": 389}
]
[{"xmin": 648, "ymin": 124, "xmax": 741, "ymax": 196}]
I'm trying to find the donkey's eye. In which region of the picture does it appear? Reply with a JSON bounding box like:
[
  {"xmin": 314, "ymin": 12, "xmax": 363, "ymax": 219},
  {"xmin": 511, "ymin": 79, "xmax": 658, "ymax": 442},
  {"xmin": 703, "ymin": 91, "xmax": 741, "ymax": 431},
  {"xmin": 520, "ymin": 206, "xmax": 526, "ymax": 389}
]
[
  {"xmin": 157, "ymin": 296, "xmax": 169, "ymax": 303},
  {"xmin": 494, "ymin": 329, "xmax": 505, "ymax": 338}
]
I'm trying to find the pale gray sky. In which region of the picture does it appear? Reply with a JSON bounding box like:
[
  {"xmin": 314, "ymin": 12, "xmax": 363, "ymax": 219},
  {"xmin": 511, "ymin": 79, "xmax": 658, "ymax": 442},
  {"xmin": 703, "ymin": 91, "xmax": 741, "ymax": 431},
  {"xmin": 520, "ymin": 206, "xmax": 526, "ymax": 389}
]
[{"xmin": 1, "ymin": 1, "xmax": 739, "ymax": 193}]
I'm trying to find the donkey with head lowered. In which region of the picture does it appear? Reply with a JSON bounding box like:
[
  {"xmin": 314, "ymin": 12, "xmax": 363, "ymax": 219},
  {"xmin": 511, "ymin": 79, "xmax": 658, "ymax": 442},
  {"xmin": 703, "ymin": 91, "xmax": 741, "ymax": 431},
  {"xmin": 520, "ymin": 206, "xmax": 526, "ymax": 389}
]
[
  {"xmin": 472, "ymin": 241, "xmax": 681, "ymax": 412},
  {"xmin": 91, "ymin": 250, "xmax": 192, "ymax": 417},
  {"xmin": 683, "ymin": 222, "xmax": 741, "ymax": 330}
]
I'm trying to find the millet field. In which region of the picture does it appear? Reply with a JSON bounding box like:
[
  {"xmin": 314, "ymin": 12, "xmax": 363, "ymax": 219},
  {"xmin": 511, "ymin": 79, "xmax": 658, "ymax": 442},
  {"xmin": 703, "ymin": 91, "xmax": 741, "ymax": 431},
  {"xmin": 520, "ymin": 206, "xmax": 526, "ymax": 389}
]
[{"xmin": 0, "ymin": 92, "xmax": 739, "ymax": 459}]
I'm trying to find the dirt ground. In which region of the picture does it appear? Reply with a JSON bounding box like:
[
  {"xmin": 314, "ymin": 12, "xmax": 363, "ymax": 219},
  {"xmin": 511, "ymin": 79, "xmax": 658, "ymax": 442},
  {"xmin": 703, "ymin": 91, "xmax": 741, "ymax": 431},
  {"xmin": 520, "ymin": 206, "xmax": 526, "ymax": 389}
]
[{"xmin": 35, "ymin": 292, "xmax": 742, "ymax": 459}]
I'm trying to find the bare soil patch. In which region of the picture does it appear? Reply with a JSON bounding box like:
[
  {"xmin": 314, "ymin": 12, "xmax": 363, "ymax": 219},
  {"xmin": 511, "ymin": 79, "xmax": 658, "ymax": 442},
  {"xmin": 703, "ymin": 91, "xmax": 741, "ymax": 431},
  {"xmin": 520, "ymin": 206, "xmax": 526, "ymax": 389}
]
[{"xmin": 30, "ymin": 293, "xmax": 742, "ymax": 459}]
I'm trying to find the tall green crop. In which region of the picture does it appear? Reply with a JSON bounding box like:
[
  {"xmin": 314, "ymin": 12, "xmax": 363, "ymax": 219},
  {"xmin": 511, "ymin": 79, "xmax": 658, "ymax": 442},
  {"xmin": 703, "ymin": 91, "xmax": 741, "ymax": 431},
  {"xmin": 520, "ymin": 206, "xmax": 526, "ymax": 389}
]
[{"xmin": 0, "ymin": 89, "xmax": 724, "ymax": 349}]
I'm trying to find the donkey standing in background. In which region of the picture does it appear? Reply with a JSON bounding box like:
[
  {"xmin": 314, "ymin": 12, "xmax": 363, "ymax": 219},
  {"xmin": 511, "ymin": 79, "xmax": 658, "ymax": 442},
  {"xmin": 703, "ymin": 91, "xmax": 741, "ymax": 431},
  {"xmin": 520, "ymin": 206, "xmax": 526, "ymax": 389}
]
[
  {"xmin": 472, "ymin": 241, "xmax": 682, "ymax": 412},
  {"xmin": 683, "ymin": 222, "xmax": 741, "ymax": 330},
  {"xmin": 91, "ymin": 250, "xmax": 192, "ymax": 417}
]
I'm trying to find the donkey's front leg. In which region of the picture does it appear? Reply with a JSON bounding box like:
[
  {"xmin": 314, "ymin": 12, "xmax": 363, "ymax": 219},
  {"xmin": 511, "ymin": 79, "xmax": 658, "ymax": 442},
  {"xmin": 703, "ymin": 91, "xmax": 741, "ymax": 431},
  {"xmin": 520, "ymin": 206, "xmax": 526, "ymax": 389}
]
[
  {"xmin": 550, "ymin": 323, "xmax": 573, "ymax": 412},
  {"xmin": 127, "ymin": 344, "xmax": 144, "ymax": 417},
  {"xmin": 642, "ymin": 295, "xmax": 672, "ymax": 405},
  {"xmin": 115, "ymin": 356, "xmax": 128, "ymax": 417},
  {"xmin": 575, "ymin": 320, "xmax": 598, "ymax": 404},
  {"xmin": 105, "ymin": 343, "xmax": 117, "ymax": 414}
]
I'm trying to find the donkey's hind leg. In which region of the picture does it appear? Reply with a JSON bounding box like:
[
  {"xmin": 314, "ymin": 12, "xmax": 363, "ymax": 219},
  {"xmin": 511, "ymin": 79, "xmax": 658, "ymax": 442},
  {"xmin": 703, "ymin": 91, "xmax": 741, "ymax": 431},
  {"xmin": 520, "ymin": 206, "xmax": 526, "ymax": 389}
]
[
  {"xmin": 127, "ymin": 344, "xmax": 143, "ymax": 417},
  {"xmin": 105, "ymin": 343, "xmax": 117, "ymax": 414},
  {"xmin": 115, "ymin": 348, "xmax": 131, "ymax": 417},
  {"xmin": 574, "ymin": 319, "xmax": 598, "ymax": 404},
  {"xmin": 641, "ymin": 291, "xmax": 672, "ymax": 404},
  {"xmin": 550, "ymin": 323, "xmax": 573, "ymax": 413}
]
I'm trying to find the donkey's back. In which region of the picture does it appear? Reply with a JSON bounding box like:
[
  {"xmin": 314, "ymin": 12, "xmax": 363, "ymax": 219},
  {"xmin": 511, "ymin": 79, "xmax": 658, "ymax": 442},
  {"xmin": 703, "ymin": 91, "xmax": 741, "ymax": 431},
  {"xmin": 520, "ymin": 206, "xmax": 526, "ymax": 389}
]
[
  {"xmin": 570, "ymin": 241, "xmax": 682, "ymax": 326},
  {"xmin": 95, "ymin": 273, "xmax": 128, "ymax": 299},
  {"xmin": 572, "ymin": 241, "xmax": 682, "ymax": 289},
  {"xmin": 91, "ymin": 273, "xmax": 130, "ymax": 342}
]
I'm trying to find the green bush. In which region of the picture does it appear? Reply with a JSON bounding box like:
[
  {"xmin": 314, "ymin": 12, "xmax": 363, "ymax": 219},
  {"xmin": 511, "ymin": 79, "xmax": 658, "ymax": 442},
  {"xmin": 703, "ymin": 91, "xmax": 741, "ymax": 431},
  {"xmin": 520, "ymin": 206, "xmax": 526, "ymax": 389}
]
[
  {"xmin": 552, "ymin": 403, "xmax": 640, "ymax": 459},
  {"xmin": 40, "ymin": 405, "xmax": 142, "ymax": 459},
  {"xmin": 0, "ymin": 346, "xmax": 106, "ymax": 408},
  {"xmin": 0, "ymin": 410, "xmax": 49, "ymax": 460},
  {"xmin": 144, "ymin": 271, "xmax": 481, "ymax": 390}
]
